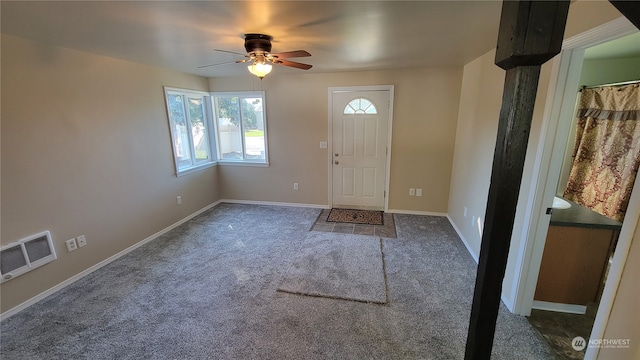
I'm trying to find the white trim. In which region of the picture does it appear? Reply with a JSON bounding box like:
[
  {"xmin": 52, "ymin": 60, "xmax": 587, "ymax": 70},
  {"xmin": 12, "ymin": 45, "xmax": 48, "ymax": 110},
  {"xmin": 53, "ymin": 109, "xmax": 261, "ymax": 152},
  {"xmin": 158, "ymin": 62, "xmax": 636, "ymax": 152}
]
[
  {"xmin": 448, "ymin": 216, "xmax": 516, "ymax": 308},
  {"xmin": 511, "ymin": 48, "xmax": 586, "ymax": 315},
  {"xmin": 532, "ymin": 300, "xmax": 587, "ymax": 315},
  {"xmin": 219, "ymin": 199, "xmax": 329, "ymax": 209},
  {"xmin": 447, "ymin": 215, "xmax": 480, "ymax": 263},
  {"xmin": 215, "ymin": 161, "xmax": 269, "ymax": 168},
  {"xmin": 327, "ymin": 85, "xmax": 394, "ymax": 212},
  {"xmin": 0, "ymin": 200, "xmax": 223, "ymax": 321},
  {"xmin": 389, "ymin": 209, "xmax": 447, "ymax": 217},
  {"xmin": 563, "ymin": 17, "xmax": 636, "ymax": 49}
]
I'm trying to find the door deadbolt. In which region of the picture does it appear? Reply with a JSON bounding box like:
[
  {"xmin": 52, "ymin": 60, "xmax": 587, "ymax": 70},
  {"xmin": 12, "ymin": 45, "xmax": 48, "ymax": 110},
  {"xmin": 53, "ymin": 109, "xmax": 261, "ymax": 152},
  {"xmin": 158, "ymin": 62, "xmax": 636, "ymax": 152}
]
[{"xmin": 334, "ymin": 160, "xmax": 339, "ymax": 165}]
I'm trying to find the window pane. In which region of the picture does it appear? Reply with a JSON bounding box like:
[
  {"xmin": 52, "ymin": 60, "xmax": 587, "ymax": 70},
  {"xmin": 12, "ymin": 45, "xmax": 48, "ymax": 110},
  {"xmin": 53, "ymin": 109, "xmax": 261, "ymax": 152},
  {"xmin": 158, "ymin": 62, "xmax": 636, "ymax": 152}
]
[
  {"xmin": 188, "ymin": 97, "xmax": 210, "ymax": 162},
  {"xmin": 215, "ymin": 96, "xmax": 243, "ymax": 160},
  {"xmin": 242, "ymin": 97, "xmax": 266, "ymax": 160},
  {"xmin": 344, "ymin": 98, "xmax": 378, "ymax": 114},
  {"xmin": 167, "ymin": 94, "xmax": 192, "ymax": 168}
]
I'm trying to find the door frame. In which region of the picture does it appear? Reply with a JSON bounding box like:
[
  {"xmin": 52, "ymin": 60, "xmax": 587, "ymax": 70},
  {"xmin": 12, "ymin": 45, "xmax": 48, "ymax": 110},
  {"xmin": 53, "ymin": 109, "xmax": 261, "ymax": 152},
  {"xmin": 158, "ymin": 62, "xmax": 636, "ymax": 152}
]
[
  {"xmin": 510, "ymin": 17, "xmax": 638, "ymax": 360},
  {"xmin": 327, "ymin": 85, "xmax": 394, "ymax": 211}
]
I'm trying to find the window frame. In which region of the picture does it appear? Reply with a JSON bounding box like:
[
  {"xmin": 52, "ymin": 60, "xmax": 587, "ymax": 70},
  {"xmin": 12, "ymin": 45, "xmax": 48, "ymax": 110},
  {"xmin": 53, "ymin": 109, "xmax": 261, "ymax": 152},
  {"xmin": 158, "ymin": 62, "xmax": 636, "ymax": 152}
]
[
  {"xmin": 164, "ymin": 87, "xmax": 217, "ymax": 176},
  {"xmin": 164, "ymin": 88, "xmax": 270, "ymax": 176},
  {"xmin": 211, "ymin": 91, "xmax": 269, "ymax": 166}
]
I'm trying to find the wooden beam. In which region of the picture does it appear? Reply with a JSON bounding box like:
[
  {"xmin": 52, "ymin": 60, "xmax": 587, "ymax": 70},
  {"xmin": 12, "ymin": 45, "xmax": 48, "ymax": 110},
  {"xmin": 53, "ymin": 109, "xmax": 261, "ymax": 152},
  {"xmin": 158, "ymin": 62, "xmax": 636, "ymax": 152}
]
[
  {"xmin": 464, "ymin": 1, "xmax": 570, "ymax": 359},
  {"xmin": 609, "ymin": 1, "xmax": 640, "ymax": 30}
]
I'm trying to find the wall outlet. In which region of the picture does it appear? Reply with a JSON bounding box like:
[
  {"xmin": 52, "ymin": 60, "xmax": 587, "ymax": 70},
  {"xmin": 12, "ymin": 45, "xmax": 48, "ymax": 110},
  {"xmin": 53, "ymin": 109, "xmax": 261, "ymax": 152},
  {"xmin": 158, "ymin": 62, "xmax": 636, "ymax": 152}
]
[
  {"xmin": 416, "ymin": 188, "xmax": 423, "ymax": 197},
  {"xmin": 66, "ymin": 238, "xmax": 78, "ymax": 252},
  {"xmin": 293, "ymin": 183, "xmax": 299, "ymax": 191},
  {"xmin": 177, "ymin": 196, "xmax": 182, "ymax": 204},
  {"xmin": 409, "ymin": 188, "xmax": 415, "ymax": 196},
  {"xmin": 76, "ymin": 235, "xmax": 87, "ymax": 247}
]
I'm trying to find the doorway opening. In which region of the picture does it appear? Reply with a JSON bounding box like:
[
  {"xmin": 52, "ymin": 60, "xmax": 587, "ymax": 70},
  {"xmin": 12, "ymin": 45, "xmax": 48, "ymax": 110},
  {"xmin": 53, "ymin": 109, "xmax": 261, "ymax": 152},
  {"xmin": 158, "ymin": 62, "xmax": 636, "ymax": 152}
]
[{"xmin": 523, "ymin": 25, "xmax": 640, "ymax": 360}]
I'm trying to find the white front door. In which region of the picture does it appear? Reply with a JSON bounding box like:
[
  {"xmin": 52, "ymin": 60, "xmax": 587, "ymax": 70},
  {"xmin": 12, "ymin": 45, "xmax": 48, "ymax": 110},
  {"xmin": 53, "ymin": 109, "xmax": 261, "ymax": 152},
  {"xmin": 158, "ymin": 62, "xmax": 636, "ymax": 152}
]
[{"xmin": 331, "ymin": 90, "xmax": 390, "ymax": 210}]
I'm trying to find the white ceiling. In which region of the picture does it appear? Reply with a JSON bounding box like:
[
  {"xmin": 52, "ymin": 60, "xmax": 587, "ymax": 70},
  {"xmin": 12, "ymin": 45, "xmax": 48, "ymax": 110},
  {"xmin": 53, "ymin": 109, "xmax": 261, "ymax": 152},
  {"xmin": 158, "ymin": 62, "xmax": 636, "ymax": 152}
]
[{"xmin": 1, "ymin": 1, "xmax": 504, "ymax": 78}]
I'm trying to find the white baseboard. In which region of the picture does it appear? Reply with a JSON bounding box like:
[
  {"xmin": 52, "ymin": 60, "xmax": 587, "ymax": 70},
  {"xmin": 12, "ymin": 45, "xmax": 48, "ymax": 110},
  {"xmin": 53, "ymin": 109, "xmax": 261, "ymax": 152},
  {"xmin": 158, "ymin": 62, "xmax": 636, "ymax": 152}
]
[
  {"xmin": 446, "ymin": 215, "xmax": 518, "ymax": 312},
  {"xmin": 532, "ymin": 300, "xmax": 587, "ymax": 315},
  {"xmin": 0, "ymin": 200, "xmax": 223, "ymax": 321},
  {"xmin": 387, "ymin": 209, "xmax": 447, "ymax": 216},
  {"xmin": 220, "ymin": 199, "xmax": 330, "ymax": 209},
  {"xmin": 446, "ymin": 215, "xmax": 480, "ymax": 263}
]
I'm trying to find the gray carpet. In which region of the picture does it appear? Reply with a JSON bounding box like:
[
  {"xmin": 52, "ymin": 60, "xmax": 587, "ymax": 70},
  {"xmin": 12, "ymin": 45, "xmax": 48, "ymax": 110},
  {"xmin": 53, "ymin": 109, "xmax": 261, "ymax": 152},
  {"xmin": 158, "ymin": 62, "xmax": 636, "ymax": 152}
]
[
  {"xmin": 0, "ymin": 203, "xmax": 554, "ymax": 359},
  {"xmin": 278, "ymin": 232, "xmax": 387, "ymax": 304}
]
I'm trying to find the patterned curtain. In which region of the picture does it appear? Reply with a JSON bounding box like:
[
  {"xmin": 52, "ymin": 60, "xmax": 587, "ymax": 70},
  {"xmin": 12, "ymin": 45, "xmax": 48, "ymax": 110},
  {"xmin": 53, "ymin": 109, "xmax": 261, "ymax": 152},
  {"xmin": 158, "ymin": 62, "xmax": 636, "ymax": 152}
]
[{"xmin": 563, "ymin": 83, "xmax": 640, "ymax": 222}]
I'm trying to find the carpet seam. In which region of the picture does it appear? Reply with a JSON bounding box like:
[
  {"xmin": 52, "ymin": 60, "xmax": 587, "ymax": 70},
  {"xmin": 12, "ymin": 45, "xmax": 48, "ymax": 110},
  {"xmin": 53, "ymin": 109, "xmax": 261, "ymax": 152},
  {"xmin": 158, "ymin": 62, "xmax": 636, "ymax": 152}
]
[
  {"xmin": 276, "ymin": 289, "xmax": 388, "ymax": 305},
  {"xmin": 380, "ymin": 237, "xmax": 391, "ymax": 305}
]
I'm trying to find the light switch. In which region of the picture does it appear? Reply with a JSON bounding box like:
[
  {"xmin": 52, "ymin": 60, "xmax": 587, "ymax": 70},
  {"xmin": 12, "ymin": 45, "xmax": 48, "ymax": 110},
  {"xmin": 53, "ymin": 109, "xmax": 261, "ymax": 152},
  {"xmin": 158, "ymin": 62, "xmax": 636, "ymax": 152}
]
[{"xmin": 320, "ymin": 141, "xmax": 327, "ymax": 149}]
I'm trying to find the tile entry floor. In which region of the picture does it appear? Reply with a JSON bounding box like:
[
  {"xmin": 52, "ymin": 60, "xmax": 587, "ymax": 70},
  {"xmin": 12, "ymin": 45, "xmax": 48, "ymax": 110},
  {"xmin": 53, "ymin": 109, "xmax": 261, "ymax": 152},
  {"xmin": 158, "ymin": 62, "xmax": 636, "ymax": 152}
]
[{"xmin": 310, "ymin": 209, "xmax": 397, "ymax": 238}]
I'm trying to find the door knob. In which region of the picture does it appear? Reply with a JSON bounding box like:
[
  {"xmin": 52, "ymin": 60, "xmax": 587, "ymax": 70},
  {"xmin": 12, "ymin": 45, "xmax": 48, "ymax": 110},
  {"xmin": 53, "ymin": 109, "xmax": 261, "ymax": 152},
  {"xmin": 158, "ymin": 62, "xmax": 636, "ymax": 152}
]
[
  {"xmin": 334, "ymin": 160, "xmax": 339, "ymax": 165},
  {"xmin": 335, "ymin": 153, "xmax": 339, "ymax": 157}
]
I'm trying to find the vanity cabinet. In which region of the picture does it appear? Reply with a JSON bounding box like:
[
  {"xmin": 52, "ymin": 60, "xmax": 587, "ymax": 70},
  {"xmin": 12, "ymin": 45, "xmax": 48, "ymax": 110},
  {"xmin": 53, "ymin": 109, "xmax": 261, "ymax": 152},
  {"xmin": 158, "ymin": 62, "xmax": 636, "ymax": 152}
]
[{"xmin": 534, "ymin": 199, "xmax": 621, "ymax": 308}]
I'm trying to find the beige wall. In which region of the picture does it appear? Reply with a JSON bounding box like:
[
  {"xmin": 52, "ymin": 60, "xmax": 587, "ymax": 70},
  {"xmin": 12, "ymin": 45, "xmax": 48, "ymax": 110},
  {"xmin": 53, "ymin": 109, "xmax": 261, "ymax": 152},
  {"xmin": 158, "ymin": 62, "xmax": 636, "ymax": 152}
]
[
  {"xmin": 448, "ymin": 48, "xmax": 504, "ymax": 257},
  {"xmin": 210, "ymin": 67, "xmax": 462, "ymax": 213},
  {"xmin": 1, "ymin": 35, "xmax": 462, "ymax": 313},
  {"xmin": 0, "ymin": 34, "xmax": 219, "ymax": 313},
  {"xmin": 447, "ymin": 0, "xmax": 624, "ymax": 308},
  {"xmin": 448, "ymin": 46, "xmax": 552, "ymax": 289},
  {"xmin": 599, "ymin": 219, "xmax": 640, "ymax": 359}
]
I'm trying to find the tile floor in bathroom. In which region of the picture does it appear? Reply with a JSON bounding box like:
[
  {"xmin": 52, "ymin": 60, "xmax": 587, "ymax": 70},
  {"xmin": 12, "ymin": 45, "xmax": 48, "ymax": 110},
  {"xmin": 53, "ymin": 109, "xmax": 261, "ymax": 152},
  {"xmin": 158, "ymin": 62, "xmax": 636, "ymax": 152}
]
[{"xmin": 527, "ymin": 303, "xmax": 597, "ymax": 359}]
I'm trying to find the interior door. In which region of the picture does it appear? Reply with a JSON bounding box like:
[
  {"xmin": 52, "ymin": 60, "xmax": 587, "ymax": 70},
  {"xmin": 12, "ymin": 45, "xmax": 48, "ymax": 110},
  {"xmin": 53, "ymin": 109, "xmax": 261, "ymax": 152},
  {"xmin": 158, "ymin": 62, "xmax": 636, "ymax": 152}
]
[{"xmin": 331, "ymin": 90, "xmax": 390, "ymax": 210}]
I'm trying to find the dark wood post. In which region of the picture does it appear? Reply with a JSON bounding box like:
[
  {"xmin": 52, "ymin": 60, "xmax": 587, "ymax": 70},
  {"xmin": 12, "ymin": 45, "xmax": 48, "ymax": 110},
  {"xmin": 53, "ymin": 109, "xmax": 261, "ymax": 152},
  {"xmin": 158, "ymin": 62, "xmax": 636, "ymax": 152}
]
[
  {"xmin": 609, "ymin": 1, "xmax": 640, "ymax": 30},
  {"xmin": 464, "ymin": 1, "xmax": 570, "ymax": 359}
]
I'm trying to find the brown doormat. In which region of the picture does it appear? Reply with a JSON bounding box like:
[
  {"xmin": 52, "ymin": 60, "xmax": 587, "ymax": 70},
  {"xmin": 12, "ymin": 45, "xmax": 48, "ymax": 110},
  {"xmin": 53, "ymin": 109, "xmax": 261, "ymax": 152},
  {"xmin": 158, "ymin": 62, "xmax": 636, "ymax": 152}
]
[{"xmin": 327, "ymin": 209, "xmax": 384, "ymax": 225}]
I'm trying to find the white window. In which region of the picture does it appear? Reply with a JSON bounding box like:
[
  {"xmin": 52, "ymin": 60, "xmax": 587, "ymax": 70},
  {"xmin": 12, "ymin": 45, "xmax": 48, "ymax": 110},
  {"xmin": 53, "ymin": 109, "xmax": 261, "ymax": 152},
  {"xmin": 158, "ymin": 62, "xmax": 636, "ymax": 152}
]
[
  {"xmin": 344, "ymin": 98, "xmax": 378, "ymax": 114},
  {"xmin": 165, "ymin": 88, "xmax": 216, "ymax": 175},
  {"xmin": 164, "ymin": 88, "xmax": 268, "ymax": 174},
  {"xmin": 212, "ymin": 92, "xmax": 268, "ymax": 164}
]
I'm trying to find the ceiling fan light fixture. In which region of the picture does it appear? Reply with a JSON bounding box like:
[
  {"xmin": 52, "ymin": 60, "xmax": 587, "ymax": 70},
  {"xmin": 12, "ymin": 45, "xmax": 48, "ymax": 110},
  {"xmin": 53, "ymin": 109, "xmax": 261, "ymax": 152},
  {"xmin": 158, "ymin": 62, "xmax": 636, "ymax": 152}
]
[{"xmin": 247, "ymin": 61, "xmax": 272, "ymax": 79}]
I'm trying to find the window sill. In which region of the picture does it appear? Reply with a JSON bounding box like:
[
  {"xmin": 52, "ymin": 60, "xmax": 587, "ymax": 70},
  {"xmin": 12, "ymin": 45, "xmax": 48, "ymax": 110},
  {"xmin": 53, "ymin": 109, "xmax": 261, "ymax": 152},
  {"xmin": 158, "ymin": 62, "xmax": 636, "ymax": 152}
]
[
  {"xmin": 176, "ymin": 161, "xmax": 218, "ymax": 177},
  {"xmin": 217, "ymin": 161, "xmax": 269, "ymax": 168}
]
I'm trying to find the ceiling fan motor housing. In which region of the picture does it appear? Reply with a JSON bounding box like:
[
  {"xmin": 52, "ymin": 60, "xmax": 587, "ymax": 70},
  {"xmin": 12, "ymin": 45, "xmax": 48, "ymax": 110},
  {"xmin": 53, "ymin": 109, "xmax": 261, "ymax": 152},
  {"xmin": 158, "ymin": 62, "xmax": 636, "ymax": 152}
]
[{"xmin": 244, "ymin": 34, "xmax": 273, "ymax": 53}]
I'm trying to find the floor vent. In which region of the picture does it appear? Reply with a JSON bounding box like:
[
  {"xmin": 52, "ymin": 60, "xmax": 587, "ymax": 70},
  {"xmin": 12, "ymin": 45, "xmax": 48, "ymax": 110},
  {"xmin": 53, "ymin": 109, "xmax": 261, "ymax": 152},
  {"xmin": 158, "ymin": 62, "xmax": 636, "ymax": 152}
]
[{"xmin": 1, "ymin": 231, "xmax": 57, "ymax": 283}]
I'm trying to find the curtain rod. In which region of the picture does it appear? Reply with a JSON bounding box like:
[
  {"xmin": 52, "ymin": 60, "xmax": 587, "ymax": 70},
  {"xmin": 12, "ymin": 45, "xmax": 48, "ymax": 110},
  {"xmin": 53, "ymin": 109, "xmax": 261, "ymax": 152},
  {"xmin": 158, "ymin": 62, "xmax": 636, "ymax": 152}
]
[{"xmin": 581, "ymin": 79, "xmax": 640, "ymax": 91}]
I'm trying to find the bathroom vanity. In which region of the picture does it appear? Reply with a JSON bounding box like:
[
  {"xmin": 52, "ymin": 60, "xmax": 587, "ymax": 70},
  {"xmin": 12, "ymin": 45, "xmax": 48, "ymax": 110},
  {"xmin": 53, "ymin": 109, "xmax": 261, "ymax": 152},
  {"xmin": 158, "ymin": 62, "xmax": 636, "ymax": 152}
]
[{"xmin": 533, "ymin": 198, "xmax": 622, "ymax": 314}]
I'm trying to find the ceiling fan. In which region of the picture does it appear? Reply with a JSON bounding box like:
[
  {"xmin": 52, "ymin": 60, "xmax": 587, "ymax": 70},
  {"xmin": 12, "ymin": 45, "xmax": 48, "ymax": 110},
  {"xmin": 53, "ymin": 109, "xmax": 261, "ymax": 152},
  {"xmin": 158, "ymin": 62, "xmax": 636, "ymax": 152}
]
[{"xmin": 198, "ymin": 34, "xmax": 312, "ymax": 79}]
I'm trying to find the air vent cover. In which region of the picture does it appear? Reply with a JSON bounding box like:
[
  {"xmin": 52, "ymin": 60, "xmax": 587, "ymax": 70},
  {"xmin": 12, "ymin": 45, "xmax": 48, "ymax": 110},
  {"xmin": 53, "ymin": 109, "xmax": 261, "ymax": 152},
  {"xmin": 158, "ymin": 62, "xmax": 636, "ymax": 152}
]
[{"xmin": 1, "ymin": 231, "xmax": 57, "ymax": 283}]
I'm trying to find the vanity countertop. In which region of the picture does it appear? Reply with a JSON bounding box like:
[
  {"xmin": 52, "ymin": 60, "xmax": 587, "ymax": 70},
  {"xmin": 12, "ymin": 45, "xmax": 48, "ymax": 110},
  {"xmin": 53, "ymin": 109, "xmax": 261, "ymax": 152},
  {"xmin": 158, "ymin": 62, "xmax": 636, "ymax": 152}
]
[{"xmin": 550, "ymin": 198, "xmax": 622, "ymax": 230}]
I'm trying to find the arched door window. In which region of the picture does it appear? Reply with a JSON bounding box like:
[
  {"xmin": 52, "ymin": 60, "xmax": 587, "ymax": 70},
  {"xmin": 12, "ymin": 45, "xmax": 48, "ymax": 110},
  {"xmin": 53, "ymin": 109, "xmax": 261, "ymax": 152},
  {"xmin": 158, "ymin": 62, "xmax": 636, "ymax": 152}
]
[{"xmin": 343, "ymin": 98, "xmax": 378, "ymax": 114}]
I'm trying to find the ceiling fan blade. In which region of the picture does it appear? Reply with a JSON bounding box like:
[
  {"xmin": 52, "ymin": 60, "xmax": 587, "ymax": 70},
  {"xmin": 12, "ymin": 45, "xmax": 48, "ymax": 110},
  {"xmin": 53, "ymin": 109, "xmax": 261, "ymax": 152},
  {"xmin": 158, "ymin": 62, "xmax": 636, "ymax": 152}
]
[
  {"xmin": 274, "ymin": 59, "xmax": 312, "ymax": 70},
  {"xmin": 269, "ymin": 50, "xmax": 311, "ymax": 59},
  {"xmin": 214, "ymin": 49, "xmax": 248, "ymax": 57},
  {"xmin": 197, "ymin": 60, "xmax": 240, "ymax": 69}
]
